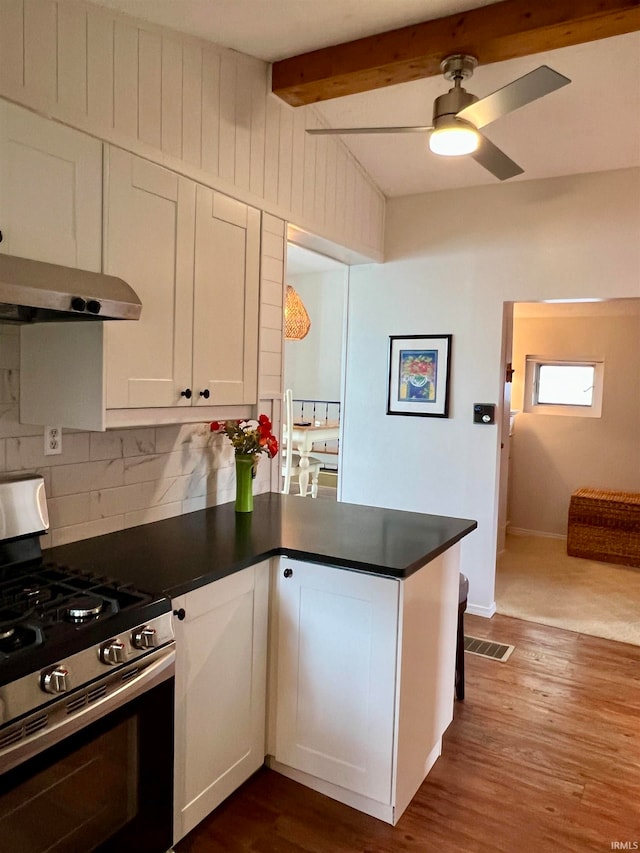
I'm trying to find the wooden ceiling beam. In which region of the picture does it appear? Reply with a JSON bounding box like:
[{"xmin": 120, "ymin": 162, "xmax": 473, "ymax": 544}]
[{"xmin": 272, "ymin": 0, "xmax": 640, "ymax": 106}]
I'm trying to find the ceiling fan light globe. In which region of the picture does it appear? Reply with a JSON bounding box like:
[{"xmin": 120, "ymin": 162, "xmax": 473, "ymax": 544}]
[{"xmin": 429, "ymin": 125, "xmax": 479, "ymax": 156}]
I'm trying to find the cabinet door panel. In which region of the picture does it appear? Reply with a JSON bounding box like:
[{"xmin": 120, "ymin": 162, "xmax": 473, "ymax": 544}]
[
  {"xmin": 0, "ymin": 100, "xmax": 102, "ymax": 270},
  {"xmin": 275, "ymin": 559, "xmax": 399, "ymax": 804},
  {"xmin": 173, "ymin": 564, "xmax": 268, "ymax": 843},
  {"xmin": 1, "ymin": 100, "xmax": 105, "ymax": 432},
  {"xmin": 104, "ymin": 147, "xmax": 194, "ymax": 408},
  {"xmin": 192, "ymin": 186, "xmax": 259, "ymax": 405}
]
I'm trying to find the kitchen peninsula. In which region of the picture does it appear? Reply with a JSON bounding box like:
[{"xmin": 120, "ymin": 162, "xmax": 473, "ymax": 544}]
[{"xmin": 50, "ymin": 494, "xmax": 476, "ymax": 841}]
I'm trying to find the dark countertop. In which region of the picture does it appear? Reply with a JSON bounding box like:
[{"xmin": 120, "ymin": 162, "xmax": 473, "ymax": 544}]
[{"xmin": 48, "ymin": 493, "xmax": 477, "ymax": 600}]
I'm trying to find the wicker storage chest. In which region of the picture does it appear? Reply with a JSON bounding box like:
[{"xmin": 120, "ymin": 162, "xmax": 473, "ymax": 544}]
[{"xmin": 567, "ymin": 488, "xmax": 640, "ymax": 568}]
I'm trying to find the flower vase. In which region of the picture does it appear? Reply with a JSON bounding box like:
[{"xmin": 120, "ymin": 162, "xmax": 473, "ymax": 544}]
[{"xmin": 235, "ymin": 454, "xmax": 256, "ymax": 513}]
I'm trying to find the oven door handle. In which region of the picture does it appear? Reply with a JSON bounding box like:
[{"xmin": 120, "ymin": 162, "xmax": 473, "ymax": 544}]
[{"xmin": 1, "ymin": 645, "xmax": 175, "ymax": 775}]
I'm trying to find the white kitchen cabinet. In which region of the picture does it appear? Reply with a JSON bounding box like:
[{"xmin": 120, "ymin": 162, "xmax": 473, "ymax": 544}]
[
  {"xmin": 0, "ymin": 99, "xmax": 102, "ymax": 270},
  {"xmin": 273, "ymin": 558, "xmax": 399, "ymax": 804},
  {"xmin": 172, "ymin": 562, "xmax": 269, "ymax": 845},
  {"xmin": 104, "ymin": 147, "xmax": 260, "ymax": 410},
  {"xmin": 0, "ymin": 99, "xmax": 107, "ymax": 431},
  {"xmin": 103, "ymin": 147, "xmax": 195, "ymax": 409},
  {"xmin": 269, "ymin": 549, "xmax": 460, "ymax": 824},
  {"xmin": 18, "ymin": 144, "xmax": 261, "ymax": 430},
  {"xmin": 192, "ymin": 184, "xmax": 260, "ymax": 406}
]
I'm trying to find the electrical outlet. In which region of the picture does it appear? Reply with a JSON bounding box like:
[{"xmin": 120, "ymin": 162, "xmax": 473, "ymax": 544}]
[{"xmin": 44, "ymin": 425, "xmax": 62, "ymax": 456}]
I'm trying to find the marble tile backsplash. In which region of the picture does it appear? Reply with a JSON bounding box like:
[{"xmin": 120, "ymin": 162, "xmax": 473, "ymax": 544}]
[{"xmin": 0, "ymin": 325, "xmax": 271, "ymax": 548}]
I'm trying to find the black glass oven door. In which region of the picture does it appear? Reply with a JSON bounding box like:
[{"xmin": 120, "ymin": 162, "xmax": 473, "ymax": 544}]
[{"xmin": 0, "ymin": 677, "xmax": 173, "ymax": 853}]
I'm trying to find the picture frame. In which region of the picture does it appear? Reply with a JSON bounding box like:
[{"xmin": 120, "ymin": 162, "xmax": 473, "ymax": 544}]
[{"xmin": 387, "ymin": 334, "xmax": 452, "ymax": 418}]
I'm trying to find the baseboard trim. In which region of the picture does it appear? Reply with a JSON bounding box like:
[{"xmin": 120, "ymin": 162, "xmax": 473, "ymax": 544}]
[
  {"xmin": 467, "ymin": 601, "xmax": 497, "ymax": 618},
  {"xmin": 508, "ymin": 527, "xmax": 567, "ymax": 541},
  {"xmin": 266, "ymin": 756, "xmax": 394, "ymax": 824}
]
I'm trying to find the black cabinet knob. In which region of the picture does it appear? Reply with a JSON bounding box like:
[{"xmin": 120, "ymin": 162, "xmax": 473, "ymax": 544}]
[
  {"xmin": 71, "ymin": 296, "xmax": 86, "ymax": 312},
  {"xmin": 180, "ymin": 389, "xmax": 192, "ymax": 399},
  {"xmin": 199, "ymin": 389, "xmax": 210, "ymax": 399},
  {"xmin": 283, "ymin": 568, "xmax": 293, "ymax": 578},
  {"xmin": 0, "ymin": 230, "xmax": 3, "ymax": 243},
  {"xmin": 86, "ymin": 299, "xmax": 101, "ymax": 315},
  {"xmin": 173, "ymin": 608, "xmax": 186, "ymax": 621}
]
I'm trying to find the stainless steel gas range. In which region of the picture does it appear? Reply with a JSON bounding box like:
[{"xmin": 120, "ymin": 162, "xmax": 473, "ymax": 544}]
[{"xmin": 0, "ymin": 474, "xmax": 175, "ymax": 852}]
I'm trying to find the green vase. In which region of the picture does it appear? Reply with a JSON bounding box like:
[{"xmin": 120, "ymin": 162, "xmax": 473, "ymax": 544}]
[{"xmin": 235, "ymin": 454, "xmax": 256, "ymax": 513}]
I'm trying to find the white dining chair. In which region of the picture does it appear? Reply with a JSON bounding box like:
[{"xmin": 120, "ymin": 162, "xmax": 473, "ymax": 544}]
[{"xmin": 281, "ymin": 388, "xmax": 322, "ymax": 498}]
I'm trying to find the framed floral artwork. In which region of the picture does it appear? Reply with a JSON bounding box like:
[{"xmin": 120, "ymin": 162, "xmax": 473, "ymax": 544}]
[{"xmin": 387, "ymin": 334, "xmax": 452, "ymax": 417}]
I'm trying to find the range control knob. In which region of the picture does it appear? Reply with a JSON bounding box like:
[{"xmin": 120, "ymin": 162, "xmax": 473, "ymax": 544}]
[
  {"xmin": 41, "ymin": 665, "xmax": 70, "ymax": 694},
  {"xmin": 131, "ymin": 626, "xmax": 157, "ymax": 650},
  {"xmin": 71, "ymin": 296, "xmax": 86, "ymax": 312},
  {"xmin": 100, "ymin": 639, "xmax": 126, "ymax": 666},
  {"xmin": 86, "ymin": 299, "xmax": 101, "ymax": 315}
]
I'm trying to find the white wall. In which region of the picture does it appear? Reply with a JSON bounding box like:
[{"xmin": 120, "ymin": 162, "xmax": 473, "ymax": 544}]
[
  {"xmin": 341, "ymin": 168, "xmax": 640, "ymax": 615},
  {"xmin": 509, "ymin": 300, "xmax": 640, "ymax": 536},
  {"xmin": 0, "ymin": 0, "xmax": 384, "ymax": 260},
  {"xmin": 284, "ymin": 270, "xmax": 347, "ymax": 402}
]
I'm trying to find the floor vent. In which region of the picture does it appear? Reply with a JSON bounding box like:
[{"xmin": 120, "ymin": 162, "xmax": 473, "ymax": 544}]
[{"xmin": 464, "ymin": 636, "xmax": 515, "ymax": 662}]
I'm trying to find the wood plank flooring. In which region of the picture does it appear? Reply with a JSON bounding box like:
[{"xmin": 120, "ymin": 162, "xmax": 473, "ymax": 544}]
[{"xmin": 175, "ymin": 614, "xmax": 640, "ymax": 853}]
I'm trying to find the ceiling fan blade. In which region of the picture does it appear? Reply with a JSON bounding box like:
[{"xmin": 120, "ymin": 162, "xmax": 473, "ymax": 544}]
[
  {"xmin": 470, "ymin": 134, "xmax": 524, "ymax": 181},
  {"xmin": 306, "ymin": 126, "xmax": 433, "ymax": 135},
  {"xmin": 457, "ymin": 66, "xmax": 571, "ymax": 129}
]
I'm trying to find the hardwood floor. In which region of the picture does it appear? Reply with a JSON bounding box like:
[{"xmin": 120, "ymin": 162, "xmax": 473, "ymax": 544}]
[{"xmin": 176, "ymin": 614, "xmax": 640, "ymax": 853}]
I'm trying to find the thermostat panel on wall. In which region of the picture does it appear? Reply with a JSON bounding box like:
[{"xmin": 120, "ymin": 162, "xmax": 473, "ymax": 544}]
[{"xmin": 473, "ymin": 404, "xmax": 496, "ymax": 424}]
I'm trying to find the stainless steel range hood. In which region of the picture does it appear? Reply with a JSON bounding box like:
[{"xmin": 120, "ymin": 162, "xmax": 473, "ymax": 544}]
[{"xmin": 0, "ymin": 253, "xmax": 142, "ymax": 322}]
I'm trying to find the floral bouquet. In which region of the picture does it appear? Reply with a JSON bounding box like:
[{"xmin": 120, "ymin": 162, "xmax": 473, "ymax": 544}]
[
  {"xmin": 210, "ymin": 415, "xmax": 279, "ymax": 512},
  {"xmin": 209, "ymin": 415, "xmax": 279, "ymax": 459}
]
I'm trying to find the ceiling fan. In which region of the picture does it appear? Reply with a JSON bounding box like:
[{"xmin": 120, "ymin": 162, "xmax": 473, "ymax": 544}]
[{"xmin": 306, "ymin": 55, "xmax": 571, "ymax": 181}]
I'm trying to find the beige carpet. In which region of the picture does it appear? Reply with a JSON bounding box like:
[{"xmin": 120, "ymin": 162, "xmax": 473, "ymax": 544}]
[{"xmin": 496, "ymin": 533, "xmax": 640, "ymax": 646}]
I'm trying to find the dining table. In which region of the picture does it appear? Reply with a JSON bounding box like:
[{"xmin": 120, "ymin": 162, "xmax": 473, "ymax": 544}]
[{"xmin": 288, "ymin": 419, "xmax": 340, "ymax": 496}]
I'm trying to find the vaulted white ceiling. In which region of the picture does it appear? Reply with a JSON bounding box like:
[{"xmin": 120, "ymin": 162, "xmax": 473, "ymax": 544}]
[
  {"xmin": 91, "ymin": 0, "xmax": 501, "ymax": 62},
  {"xmin": 93, "ymin": 1, "xmax": 640, "ymax": 197}
]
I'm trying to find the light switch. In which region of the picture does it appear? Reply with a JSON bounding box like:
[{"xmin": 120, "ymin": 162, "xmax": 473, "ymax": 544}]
[{"xmin": 473, "ymin": 404, "xmax": 496, "ymax": 425}]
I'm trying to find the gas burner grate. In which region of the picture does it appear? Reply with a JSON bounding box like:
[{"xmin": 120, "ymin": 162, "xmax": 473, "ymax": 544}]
[
  {"xmin": 0, "ymin": 559, "xmax": 153, "ymax": 664},
  {"xmin": 1, "ymin": 562, "xmax": 151, "ymax": 623},
  {"xmin": 0, "ymin": 623, "xmax": 43, "ymax": 656}
]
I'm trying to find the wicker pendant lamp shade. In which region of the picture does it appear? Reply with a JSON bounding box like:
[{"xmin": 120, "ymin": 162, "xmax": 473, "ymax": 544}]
[{"xmin": 284, "ymin": 285, "xmax": 311, "ymax": 340}]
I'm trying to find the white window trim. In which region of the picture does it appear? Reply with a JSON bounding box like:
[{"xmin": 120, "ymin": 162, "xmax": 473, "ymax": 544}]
[{"xmin": 523, "ymin": 356, "xmax": 604, "ymax": 418}]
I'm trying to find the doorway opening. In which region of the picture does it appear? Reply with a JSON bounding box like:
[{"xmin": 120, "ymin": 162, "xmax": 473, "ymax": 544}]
[
  {"xmin": 495, "ymin": 297, "xmax": 640, "ymax": 646},
  {"xmin": 284, "ymin": 242, "xmax": 349, "ymax": 501}
]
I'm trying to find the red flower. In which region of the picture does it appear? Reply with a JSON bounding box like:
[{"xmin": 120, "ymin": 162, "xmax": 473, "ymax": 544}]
[{"xmin": 208, "ymin": 415, "xmax": 279, "ymax": 460}]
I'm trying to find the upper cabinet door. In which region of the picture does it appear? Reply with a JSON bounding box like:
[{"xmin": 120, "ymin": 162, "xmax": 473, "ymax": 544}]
[
  {"xmin": 0, "ymin": 99, "xmax": 102, "ymax": 270},
  {"xmin": 192, "ymin": 187, "xmax": 260, "ymax": 406},
  {"xmin": 104, "ymin": 147, "xmax": 195, "ymax": 409}
]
